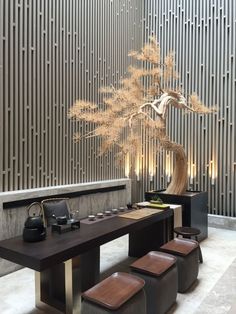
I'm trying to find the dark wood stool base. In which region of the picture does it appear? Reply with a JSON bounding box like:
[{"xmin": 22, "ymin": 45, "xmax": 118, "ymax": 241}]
[
  {"xmin": 174, "ymin": 227, "xmax": 203, "ymax": 263},
  {"xmin": 130, "ymin": 251, "xmax": 178, "ymax": 314},
  {"xmin": 160, "ymin": 238, "xmax": 199, "ymax": 293}
]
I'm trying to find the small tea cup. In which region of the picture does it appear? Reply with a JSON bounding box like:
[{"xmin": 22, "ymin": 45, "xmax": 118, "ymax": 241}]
[
  {"xmin": 119, "ymin": 207, "xmax": 125, "ymax": 212},
  {"xmin": 105, "ymin": 210, "xmax": 112, "ymax": 216},
  {"xmin": 88, "ymin": 215, "xmax": 96, "ymax": 221}
]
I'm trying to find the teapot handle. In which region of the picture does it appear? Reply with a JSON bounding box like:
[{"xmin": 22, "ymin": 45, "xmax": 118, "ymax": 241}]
[{"xmin": 27, "ymin": 202, "xmax": 43, "ymax": 217}]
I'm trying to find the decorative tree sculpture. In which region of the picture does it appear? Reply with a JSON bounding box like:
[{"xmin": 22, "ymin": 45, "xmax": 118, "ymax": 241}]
[{"xmin": 69, "ymin": 36, "xmax": 214, "ymax": 195}]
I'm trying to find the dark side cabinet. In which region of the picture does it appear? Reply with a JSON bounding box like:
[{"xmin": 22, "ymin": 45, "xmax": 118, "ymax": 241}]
[{"xmin": 145, "ymin": 190, "xmax": 208, "ymax": 241}]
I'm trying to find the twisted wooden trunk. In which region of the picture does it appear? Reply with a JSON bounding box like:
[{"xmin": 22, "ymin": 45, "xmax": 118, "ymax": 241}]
[{"xmin": 160, "ymin": 139, "xmax": 188, "ymax": 195}]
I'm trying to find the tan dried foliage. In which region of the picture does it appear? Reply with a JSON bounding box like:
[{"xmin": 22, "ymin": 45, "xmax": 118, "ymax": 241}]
[
  {"xmin": 69, "ymin": 36, "xmax": 215, "ymax": 194},
  {"xmin": 189, "ymin": 94, "xmax": 216, "ymax": 113},
  {"xmin": 163, "ymin": 53, "xmax": 179, "ymax": 81},
  {"xmin": 129, "ymin": 36, "xmax": 161, "ymax": 65}
]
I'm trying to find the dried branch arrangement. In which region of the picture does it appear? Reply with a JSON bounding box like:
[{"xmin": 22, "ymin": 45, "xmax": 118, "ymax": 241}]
[{"xmin": 69, "ymin": 36, "xmax": 215, "ymax": 194}]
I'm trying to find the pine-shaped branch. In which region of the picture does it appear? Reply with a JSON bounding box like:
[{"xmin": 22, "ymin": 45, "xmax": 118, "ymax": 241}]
[{"xmin": 69, "ymin": 36, "xmax": 215, "ymax": 194}]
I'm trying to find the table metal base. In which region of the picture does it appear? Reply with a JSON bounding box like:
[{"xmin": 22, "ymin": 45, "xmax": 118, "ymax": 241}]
[{"xmin": 35, "ymin": 247, "xmax": 100, "ymax": 314}]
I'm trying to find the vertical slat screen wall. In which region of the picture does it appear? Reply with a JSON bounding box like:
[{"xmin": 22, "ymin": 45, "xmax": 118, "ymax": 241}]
[
  {"xmin": 0, "ymin": 0, "xmax": 143, "ymax": 191},
  {"xmin": 1, "ymin": 0, "xmax": 235, "ymax": 217},
  {"xmin": 138, "ymin": 0, "xmax": 236, "ymax": 216}
]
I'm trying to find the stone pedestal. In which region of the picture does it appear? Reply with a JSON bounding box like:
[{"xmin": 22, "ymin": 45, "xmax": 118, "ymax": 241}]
[{"xmin": 145, "ymin": 190, "xmax": 208, "ymax": 241}]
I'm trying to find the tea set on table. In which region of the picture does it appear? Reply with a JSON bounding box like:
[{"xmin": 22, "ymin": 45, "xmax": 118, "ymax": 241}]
[
  {"xmin": 87, "ymin": 202, "xmax": 134, "ymax": 221},
  {"xmin": 22, "ymin": 202, "xmax": 80, "ymax": 241},
  {"xmin": 22, "ymin": 202, "xmax": 135, "ymax": 241}
]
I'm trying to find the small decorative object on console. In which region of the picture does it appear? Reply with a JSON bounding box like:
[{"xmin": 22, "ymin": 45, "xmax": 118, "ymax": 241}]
[
  {"xmin": 150, "ymin": 196, "xmax": 163, "ymax": 204},
  {"xmin": 52, "ymin": 214, "xmax": 67, "ymax": 225},
  {"xmin": 51, "ymin": 219, "xmax": 80, "ymax": 234},
  {"xmin": 127, "ymin": 203, "xmax": 133, "ymax": 209}
]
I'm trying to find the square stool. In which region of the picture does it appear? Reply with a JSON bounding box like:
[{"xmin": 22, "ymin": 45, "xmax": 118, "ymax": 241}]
[
  {"xmin": 160, "ymin": 238, "xmax": 199, "ymax": 293},
  {"xmin": 130, "ymin": 251, "xmax": 177, "ymax": 314},
  {"xmin": 81, "ymin": 272, "xmax": 146, "ymax": 314},
  {"xmin": 174, "ymin": 226, "xmax": 203, "ymax": 263}
]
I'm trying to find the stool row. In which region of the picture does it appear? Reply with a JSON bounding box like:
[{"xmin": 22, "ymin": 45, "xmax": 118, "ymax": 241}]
[{"xmin": 81, "ymin": 238, "xmax": 201, "ymax": 314}]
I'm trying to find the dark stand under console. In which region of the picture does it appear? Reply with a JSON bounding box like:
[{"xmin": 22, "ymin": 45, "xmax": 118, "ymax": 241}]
[
  {"xmin": 145, "ymin": 190, "xmax": 208, "ymax": 241},
  {"xmin": 128, "ymin": 215, "xmax": 172, "ymax": 257}
]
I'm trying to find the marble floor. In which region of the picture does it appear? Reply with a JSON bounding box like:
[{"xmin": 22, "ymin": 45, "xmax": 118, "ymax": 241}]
[{"xmin": 0, "ymin": 227, "xmax": 236, "ymax": 314}]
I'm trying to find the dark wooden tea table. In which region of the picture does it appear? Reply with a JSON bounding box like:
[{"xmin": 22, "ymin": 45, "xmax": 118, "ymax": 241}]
[{"xmin": 0, "ymin": 208, "xmax": 173, "ymax": 314}]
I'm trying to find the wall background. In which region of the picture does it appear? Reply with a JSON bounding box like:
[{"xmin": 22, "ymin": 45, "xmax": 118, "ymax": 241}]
[
  {"xmin": 133, "ymin": 0, "xmax": 236, "ymax": 217},
  {"xmin": 0, "ymin": 0, "xmax": 140, "ymax": 276},
  {"xmin": 0, "ymin": 0, "xmax": 143, "ymax": 190},
  {"xmin": 0, "ymin": 0, "xmax": 236, "ymax": 216}
]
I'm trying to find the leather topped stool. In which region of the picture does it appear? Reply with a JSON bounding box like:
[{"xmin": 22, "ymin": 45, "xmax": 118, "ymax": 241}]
[
  {"xmin": 81, "ymin": 272, "xmax": 146, "ymax": 314},
  {"xmin": 160, "ymin": 238, "xmax": 199, "ymax": 293},
  {"xmin": 130, "ymin": 251, "xmax": 177, "ymax": 314},
  {"xmin": 174, "ymin": 226, "xmax": 203, "ymax": 263}
]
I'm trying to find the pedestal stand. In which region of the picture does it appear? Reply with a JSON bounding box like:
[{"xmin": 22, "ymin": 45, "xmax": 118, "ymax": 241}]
[{"xmin": 145, "ymin": 190, "xmax": 208, "ymax": 241}]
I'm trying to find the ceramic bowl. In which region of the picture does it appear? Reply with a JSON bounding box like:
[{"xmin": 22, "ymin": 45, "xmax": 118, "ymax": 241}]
[
  {"xmin": 119, "ymin": 207, "xmax": 125, "ymax": 212},
  {"xmin": 88, "ymin": 215, "xmax": 96, "ymax": 221},
  {"xmin": 104, "ymin": 210, "xmax": 112, "ymax": 216}
]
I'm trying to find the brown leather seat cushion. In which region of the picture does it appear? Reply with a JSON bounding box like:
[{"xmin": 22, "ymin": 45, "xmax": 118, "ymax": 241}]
[
  {"xmin": 130, "ymin": 251, "xmax": 176, "ymax": 277},
  {"xmin": 160, "ymin": 238, "xmax": 199, "ymax": 256},
  {"xmin": 82, "ymin": 272, "xmax": 145, "ymax": 310}
]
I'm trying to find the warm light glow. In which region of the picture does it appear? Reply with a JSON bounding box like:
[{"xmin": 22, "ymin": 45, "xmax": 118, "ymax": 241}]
[
  {"xmin": 135, "ymin": 153, "xmax": 141, "ymax": 181},
  {"xmin": 125, "ymin": 154, "xmax": 130, "ymax": 178},
  {"xmin": 149, "ymin": 144, "xmax": 154, "ymax": 181},
  {"xmin": 166, "ymin": 153, "xmax": 171, "ymax": 182},
  {"xmin": 149, "ymin": 171, "xmax": 154, "ymax": 182},
  {"xmin": 209, "ymin": 160, "xmax": 217, "ymax": 185},
  {"xmin": 148, "ymin": 140, "xmax": 154, "ymax": 181},
  {"xmin": 192, "ymin": 164, "xmax": 196, "ymax": 177},
  {"xmin": 189, "ymin": 163, "xmax": 196, "ymax": 184},
  {"xmin": 187, "ymin": 161, "xmax": 191, "ymax": 177}
]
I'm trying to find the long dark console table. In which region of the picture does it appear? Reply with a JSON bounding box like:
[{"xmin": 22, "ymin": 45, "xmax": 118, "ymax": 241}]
[{"xmin": 0, "ymin": 208, "xmax": 173, "ymax": 314}]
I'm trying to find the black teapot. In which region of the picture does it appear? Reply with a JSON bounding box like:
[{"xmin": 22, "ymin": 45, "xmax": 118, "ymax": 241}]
[{"xmin": 23, "ymin": 202, "xmax": 46, "ymax": 242}]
